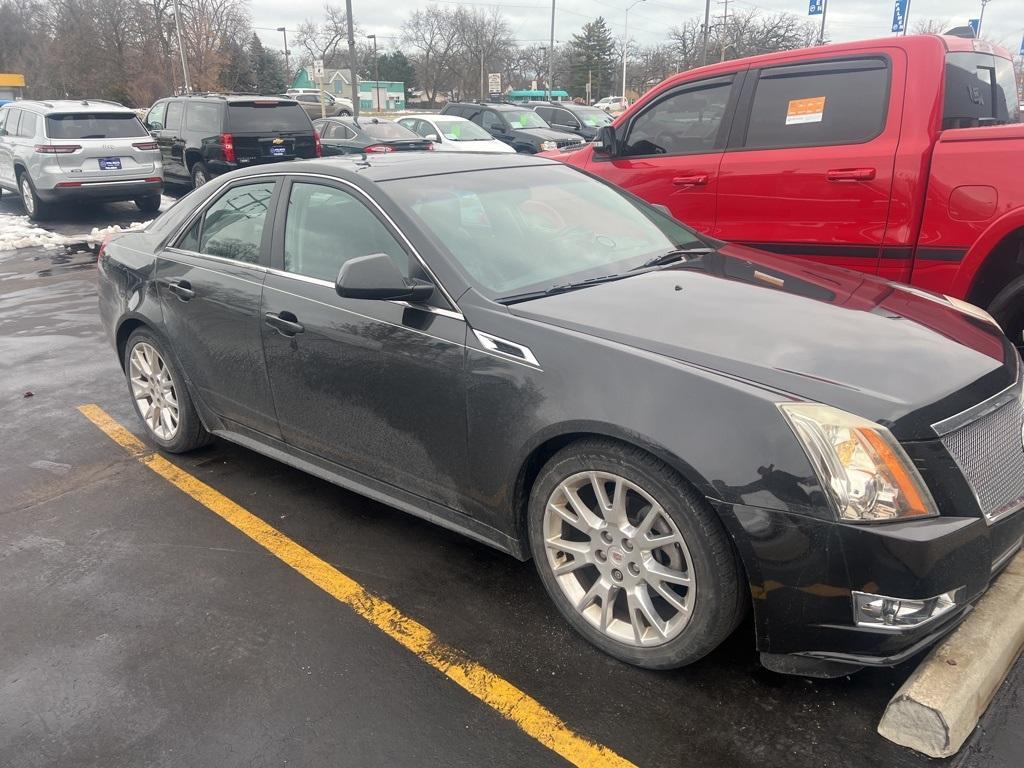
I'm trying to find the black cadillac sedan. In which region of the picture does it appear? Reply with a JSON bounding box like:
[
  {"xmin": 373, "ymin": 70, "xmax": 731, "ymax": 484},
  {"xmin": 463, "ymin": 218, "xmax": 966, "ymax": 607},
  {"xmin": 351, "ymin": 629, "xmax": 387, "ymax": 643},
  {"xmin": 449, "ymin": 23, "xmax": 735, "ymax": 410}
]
[
  {"xmin": 313, "ymin": 116, "xmax": 433, "ymax": 156},
  {"xmin": 97, "ymin": 153, "xmax": 1024, "ymax": 676}
]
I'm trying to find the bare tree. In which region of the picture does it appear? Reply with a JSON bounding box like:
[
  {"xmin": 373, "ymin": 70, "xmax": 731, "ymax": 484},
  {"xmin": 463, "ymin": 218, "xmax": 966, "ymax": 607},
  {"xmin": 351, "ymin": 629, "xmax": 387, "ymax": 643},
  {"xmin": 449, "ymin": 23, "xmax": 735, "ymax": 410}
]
[
  {"xmin": 401, "ymin": 6, "xmax": 459, "ymax": 104},
  {"xmin": 912, "ymin": 18, "xmax": 952, "ymax": 35},
  {"xmin": 295, "ymin": 5, "xmax": 358, "ymax": 70}
]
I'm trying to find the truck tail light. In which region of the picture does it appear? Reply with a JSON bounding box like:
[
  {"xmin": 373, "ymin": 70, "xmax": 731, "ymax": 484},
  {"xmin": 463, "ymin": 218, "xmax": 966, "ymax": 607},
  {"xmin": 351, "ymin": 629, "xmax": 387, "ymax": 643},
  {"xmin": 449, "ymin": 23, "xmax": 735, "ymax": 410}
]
[
  {"xmin": 35, "ymin": 144, "xmax": 80, "ymax": 154},
  {"xmin": 364, "ymin": 144, "xmax": 393, "ymax": 153},
  {"xmin": 221, "ymin": 133, "xmax": 235, "ymax": 163}
]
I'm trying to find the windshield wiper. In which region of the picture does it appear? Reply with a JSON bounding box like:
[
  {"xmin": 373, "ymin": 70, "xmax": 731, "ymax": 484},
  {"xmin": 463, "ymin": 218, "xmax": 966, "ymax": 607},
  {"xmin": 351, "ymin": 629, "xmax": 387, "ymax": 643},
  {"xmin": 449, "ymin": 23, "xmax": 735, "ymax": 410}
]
[
  {"xmin": 499, "ymin": 273, "xmax": 631, "ymax": 304},
  {"xmin": 633, "ymin": 246, "xmax": 715, "ymax": 270}
]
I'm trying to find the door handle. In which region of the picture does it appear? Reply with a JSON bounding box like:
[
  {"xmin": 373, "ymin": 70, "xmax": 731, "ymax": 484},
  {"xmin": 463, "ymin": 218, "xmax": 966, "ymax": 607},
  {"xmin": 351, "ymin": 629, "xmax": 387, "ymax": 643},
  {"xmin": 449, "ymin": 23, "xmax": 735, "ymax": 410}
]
[
  {"xmin": 264, "ymin": 311, "xmax": 305, "ymax": 337},
  {"xmin": 167, "ymin": 279, "xmax": 195, "ymax": 301},
  {"xmin": 672, "ymin": 175, "xmax": 709, "ymax": 187},
  {"xmin": 826, "ymin": 167, "xmax": 876, "ymax": 182}
]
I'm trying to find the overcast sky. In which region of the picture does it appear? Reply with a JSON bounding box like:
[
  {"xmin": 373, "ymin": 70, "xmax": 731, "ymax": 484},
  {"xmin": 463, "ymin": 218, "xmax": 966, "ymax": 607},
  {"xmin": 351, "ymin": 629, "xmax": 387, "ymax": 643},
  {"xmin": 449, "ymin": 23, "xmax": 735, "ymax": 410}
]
[{"xmin": 251, "ymin": 0, "xmax": 1024, "ymax": 60}]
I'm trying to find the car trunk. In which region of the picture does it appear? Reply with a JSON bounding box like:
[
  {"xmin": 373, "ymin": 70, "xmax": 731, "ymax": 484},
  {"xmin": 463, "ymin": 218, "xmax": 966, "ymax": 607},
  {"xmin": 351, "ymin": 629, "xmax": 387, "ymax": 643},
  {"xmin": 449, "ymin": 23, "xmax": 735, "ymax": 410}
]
[
  {"xmin": 226, "ymin": 101, "xmax": 317, "ymax": 161},
  {"xmin": 48, "ymin": 113, "xmax": 156, "ymax": 180},
  {"xmin": 377, "ymin": 138, "xmax": 433, "ymax": 152}
]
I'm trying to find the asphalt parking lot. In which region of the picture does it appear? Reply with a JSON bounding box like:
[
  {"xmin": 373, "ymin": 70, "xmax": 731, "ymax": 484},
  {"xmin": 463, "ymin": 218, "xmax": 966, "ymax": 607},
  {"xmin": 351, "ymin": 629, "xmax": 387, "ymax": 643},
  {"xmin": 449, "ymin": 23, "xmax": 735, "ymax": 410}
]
[{"xmin": 1, "ymin": 205, "xmax": 1023, "ymax": 767}]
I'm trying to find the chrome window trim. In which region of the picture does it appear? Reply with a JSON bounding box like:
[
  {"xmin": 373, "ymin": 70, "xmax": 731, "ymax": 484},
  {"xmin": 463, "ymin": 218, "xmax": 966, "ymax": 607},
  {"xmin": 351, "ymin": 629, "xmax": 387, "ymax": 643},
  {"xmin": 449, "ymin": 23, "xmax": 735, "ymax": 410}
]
[
  {"xmin": 472, "ymin": 330, "xmax": 541, "ymax": 368},
  {"xmin": 166, "ymin": 170, "xmax": 463, "ymax": 315}
]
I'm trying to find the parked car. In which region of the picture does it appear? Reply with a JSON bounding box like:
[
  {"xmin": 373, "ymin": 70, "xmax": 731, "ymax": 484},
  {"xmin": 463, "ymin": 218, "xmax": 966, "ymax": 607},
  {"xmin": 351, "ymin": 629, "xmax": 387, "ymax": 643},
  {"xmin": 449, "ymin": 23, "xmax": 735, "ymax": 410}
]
[
  {"xmin": 396, "ymin": 114, "xmax": 516, "ymax": 153},
  {"xmin": 440, "ymin": 102, "xmax": 582, "ymax": 153},
  {"xmin": 0, "ymin": 99, "xmax": 162, "ymax": 219},
  {"xmin": 145, "ymin": 95, "xmax": 319, "ymax": 189},
  {"xmin": 552, "ymin": 34, "xmax": 1024, "ymax": 348},
  {"xmin": 286, "ymin": 91, "xmax": 353, "ymax": 119},
  {"xmin": 313, "ymin": 116, "xmax": 433, "ymax": 155},
  {"xmin": 531, "ymin": 102, "xmax": 612, "ymax": 141},
  {"xmin": 98, "ymin": 152, "xmax": 1023, "ymax": 677},
  {"xmin": 594, "ymin": 96, "xmax": 629, "ymax": 115},
  {"xmin": 286, "ymin": 88, "xmax": 355, "ymax": 113}
]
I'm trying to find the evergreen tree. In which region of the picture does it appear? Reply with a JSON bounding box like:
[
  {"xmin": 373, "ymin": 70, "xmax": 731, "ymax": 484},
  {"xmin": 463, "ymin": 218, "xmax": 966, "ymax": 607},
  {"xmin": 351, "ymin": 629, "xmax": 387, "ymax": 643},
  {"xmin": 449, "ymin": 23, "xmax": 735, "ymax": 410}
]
[
  {"xmin": 568, "ymin": 17, "xmax": 617, "ymax": 100},
  {"xmin": 376, "ymin": 51, "xmax": 416, "ymax": 90},
  {"xmin": 251, "ymin": 34, "xmax": 289, "ymax": 94}
]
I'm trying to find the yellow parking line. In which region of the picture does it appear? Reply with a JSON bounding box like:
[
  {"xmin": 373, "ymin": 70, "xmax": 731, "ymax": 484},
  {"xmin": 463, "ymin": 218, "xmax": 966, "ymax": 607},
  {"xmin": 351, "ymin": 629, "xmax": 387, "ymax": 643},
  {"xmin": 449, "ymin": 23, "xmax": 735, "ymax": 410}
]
[{"xmin": 78, "ymin": 404, "xmax": 638, "ymax": 768}]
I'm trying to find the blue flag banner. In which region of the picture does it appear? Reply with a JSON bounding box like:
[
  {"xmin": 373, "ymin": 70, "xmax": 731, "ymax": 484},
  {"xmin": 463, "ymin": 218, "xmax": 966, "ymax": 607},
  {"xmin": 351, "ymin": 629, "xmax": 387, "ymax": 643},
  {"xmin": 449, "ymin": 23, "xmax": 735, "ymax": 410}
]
[
  {"xmin": 1019, "ymin": 34, "xmax": 1023, "ymax": 55},
  {"xmin": 968, "ymin": 18, "xmax": 980, "ymax": 36},
  {"xmin": 891, "ymin": 0, "xmax": 908, "ymax": 33},
  {"xmin": 809, "ymin": 0, "xmax": 823, "ymax": 15}
]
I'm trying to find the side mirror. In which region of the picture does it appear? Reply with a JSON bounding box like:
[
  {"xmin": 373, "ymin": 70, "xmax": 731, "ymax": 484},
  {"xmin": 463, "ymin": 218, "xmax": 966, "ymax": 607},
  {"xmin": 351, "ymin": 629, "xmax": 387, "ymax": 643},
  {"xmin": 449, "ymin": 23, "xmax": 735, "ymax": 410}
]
[
  {"xmin": 148, "ymin": 121, "xmax": 163, "ymax": 132},
  {"xmin": 336, "ymin": 253, "xmax": 434, "ymax": 303},
  {"xmin": 426, "ymin": 133, "xmax": 439, "ymax": 142},
  {"xmin": 592, "ymin": 125, "xmax": 617, "ymax": 157}
]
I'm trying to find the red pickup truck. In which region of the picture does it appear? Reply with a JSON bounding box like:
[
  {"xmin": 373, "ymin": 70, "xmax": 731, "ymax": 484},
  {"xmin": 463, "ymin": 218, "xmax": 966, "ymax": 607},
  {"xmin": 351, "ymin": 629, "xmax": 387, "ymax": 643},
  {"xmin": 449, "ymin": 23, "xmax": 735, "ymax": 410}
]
[{"xmin": 553, "ymin": 35, "xmax": 1024, "ymax": 344}]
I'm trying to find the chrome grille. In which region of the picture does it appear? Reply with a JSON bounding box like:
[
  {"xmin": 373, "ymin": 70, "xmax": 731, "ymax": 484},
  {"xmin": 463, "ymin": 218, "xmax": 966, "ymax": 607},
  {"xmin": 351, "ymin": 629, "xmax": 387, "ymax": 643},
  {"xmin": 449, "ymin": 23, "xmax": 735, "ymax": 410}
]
[{"xmin": 941, "ymin": 396, "xmax": 1024, "ymax": 521}]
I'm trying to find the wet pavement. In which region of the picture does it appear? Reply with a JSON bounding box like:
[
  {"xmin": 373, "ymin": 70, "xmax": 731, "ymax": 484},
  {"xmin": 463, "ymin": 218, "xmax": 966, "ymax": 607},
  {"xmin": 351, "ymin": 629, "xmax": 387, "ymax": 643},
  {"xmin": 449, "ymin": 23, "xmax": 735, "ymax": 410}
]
[{"xmin": 0, "ymin": 235, "xmax": 1022, "ymax": 768}]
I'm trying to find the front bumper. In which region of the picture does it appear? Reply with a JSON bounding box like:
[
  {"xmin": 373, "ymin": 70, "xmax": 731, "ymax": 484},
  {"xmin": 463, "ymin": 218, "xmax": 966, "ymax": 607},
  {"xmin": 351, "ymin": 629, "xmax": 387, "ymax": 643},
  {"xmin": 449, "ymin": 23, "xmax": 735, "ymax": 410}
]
[
  {"xmin": 38, "ymin": 178, "xmax": 162, "ymax": 203},
  {"xmin": 713, "ymin": 500, "xmax": 1024, "ymax": 672}
]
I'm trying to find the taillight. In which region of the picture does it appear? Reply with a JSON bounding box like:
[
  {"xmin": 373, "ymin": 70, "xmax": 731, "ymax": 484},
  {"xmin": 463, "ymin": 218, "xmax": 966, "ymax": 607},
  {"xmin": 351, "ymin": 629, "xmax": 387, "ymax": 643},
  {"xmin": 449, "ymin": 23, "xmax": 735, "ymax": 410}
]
[
  {"xmin": 314, "ymin": 130, "xmax": 322, "ymax": 158},
  {"xmin": 34, "ymin": 144, "xmax": 80, "ymax": 154},
  {"xmin": 132, "ymin": 141, "xmax": 159, "ymax": 150},
  {"xmin": 221, "ymin": 132, "xmax": 236, "ymax": 163},
  {"xmin": 364, "ymin": 144, "xmax": 394, "ymax": 153},
  {"xmin": 424, "ymin": 143, "xmax": 434, "ymax": 151},
  {"xmin": 97, "ymin": 234, "xmax": 114, "ymax": 261}
]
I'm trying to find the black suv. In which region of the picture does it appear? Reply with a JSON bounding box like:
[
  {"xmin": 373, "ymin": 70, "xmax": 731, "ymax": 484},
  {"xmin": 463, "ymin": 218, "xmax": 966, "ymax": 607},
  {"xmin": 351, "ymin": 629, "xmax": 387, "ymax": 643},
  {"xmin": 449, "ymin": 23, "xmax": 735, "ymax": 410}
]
[
  {"xmin": 530, "ymin": 102, "xmax": 613, "ymax": 141},
  {"xmin": 145, "ymin": 95, "xmax": 319, "ymax": 188},
  {"xmin": 440, "ymin": 102, "xmax": 581, "ymax": 153}
]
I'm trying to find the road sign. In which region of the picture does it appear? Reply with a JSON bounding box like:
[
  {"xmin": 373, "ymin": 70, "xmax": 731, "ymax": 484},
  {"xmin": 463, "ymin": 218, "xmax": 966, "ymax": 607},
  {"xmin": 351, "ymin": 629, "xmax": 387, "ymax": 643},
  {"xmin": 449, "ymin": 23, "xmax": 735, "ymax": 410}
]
[
  {"xmin": 968, "ymin": 18, "xmax": 980, "ymax": 37},
  {"xmin": 808, "ymin": 0, "xmax": 823, "ymax": 15},
  {"xmin": 312, "ymin": 60, "xmax": 325, "ymax": 79},
  {"xmin": 891, "ymin": 0, "xmax": 908, "ymax": 33},
  {"xmin": 488, "ymin": 73, "xmax": 501, "ymax": 93}
]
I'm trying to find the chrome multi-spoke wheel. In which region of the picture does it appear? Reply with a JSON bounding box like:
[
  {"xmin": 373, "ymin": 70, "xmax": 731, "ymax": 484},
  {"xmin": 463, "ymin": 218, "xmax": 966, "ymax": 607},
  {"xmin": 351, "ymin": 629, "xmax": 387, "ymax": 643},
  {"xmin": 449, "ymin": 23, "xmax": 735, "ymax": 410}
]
[
  {"xmin": 20, "ymin": 176, "xmax": 35, "ymax": 216},
  {"xmin": 543, "ymin": 471, "xmax": 696, "ymax": 647},
  {"xmin": 129, "ymin": 341, "xmax": 180, "ymax": 440}
]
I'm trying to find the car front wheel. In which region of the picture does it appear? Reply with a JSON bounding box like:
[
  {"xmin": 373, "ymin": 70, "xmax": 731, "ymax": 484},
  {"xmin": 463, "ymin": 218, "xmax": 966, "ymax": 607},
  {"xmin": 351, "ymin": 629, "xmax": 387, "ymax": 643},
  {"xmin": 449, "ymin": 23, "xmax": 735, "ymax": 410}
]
[
  {"xmin": 124, "ymin": 328, "xmax": 211, "ymax": 453},
  {"xmin": 528, "ymin": 439, "xmax": 744, "ymax": 669}
]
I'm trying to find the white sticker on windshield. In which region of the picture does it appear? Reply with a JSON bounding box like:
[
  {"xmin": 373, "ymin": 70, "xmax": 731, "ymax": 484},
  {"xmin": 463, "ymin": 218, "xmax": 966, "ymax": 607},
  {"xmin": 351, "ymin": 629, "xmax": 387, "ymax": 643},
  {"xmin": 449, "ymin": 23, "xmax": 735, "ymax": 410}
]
[{"xmin": 785, "ymin": 96, "xmax": 826, "ymax": 125}]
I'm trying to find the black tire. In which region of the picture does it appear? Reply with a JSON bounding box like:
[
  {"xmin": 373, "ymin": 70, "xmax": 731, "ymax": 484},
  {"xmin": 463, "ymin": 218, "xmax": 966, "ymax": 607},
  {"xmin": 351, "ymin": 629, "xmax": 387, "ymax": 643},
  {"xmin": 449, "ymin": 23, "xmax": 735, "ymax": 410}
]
[
  {"xmin": 338, "ymin": 109, "xmax": 352, "ymax": 117},
  {"xmin": 18, "ymin": 171, "xmax": 48, "ymax": 221},
  {"xmin": 135, "ymin": 194, "xmax": 161, "ymax": 214},
  {"xmin": 988, "ymin": 273, "xmax": 1024, "ymax": 351},
  {"xmin": 190, "ymin": 162, "xmax": 210, "ymax": 189},
  {"xmin": 124, "ymin": 328, "xmax": 211, "ymax": 453},
  {"xmin": 528, "ymin": 439, "xmax": 745, "ymax": 669}
]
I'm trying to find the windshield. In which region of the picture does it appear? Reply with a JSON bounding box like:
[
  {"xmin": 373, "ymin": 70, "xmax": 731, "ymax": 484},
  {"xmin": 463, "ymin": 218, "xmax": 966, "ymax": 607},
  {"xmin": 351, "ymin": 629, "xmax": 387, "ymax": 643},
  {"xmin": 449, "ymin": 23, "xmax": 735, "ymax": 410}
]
[
  {"xmin": 361, "ymin": 121, "xmax": 419, "ymax": 140},
  {"xmin": 46, "ymin": 113, "xmax": 147, "ymax": 139},
  {"xmin": 437, "ymin": 119, "xmax": 492, "ymax": 141},
  {"xmin": 386, "ymin": 165, "xmax": 707, "ymax": 300},
  {"xmin": 504, "ymin": 110, "xmax": 549, "ymax": 129},
  {"xmin": 227, "ymin": 102, "xmax": 311, "ymax": 133},
  {"xmin": 575, "ymin": 107, "xmax": 613, "ymax": 127}
]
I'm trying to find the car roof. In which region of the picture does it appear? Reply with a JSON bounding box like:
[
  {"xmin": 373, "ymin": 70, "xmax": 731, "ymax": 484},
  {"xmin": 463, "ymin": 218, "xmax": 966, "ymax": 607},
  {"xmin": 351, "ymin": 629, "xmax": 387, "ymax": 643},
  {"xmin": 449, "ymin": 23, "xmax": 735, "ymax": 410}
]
[
  {"xmin": 450, "ymin": 102, "xmax": 526, "ymax": 111},
  {"xmin": 162, "ymin": 94, "xmax": 295, "ymax": 104},
  {"xmin": 406, "ymin": 114, "xmax": 468, "ymax": 122},
  {"xmin": 5, "ymin": 99, "xmax": 136, "ymax": 115}
]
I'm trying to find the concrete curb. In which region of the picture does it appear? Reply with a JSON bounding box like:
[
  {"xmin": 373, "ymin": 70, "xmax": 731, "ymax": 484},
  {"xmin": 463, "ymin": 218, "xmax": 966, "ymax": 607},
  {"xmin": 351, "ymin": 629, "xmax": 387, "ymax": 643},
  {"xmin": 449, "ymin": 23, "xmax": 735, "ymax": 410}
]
[{"xmin": 877, "ymin": 550, "xmax": 1024, "ymax": 758}]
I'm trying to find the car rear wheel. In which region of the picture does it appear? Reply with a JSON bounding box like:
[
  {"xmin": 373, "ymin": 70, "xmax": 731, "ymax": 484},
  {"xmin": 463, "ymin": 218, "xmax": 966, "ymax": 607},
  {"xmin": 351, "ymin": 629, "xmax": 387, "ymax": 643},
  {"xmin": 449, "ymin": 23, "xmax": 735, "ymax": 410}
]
[
  {"xmin": 988, "ymin": 273, "xmax": 1024, "ymax": 354},
  {"xmin": 18, "ymin": 172, "xmax": 48, "ymax": 221},
  {"xmin": 528, "ymin": 439, "xmax": 744, "ymax": 669},
  {"xmin": 135, "ymin": 195, "xmax": 161, "ymax": 214},
  {"xmin": 124, "ymin": 328, "xmax": 211, "ymax": 453},
  {"xmin": 191, "ymin": 162, "xmax": 210, "ymax": 189}
]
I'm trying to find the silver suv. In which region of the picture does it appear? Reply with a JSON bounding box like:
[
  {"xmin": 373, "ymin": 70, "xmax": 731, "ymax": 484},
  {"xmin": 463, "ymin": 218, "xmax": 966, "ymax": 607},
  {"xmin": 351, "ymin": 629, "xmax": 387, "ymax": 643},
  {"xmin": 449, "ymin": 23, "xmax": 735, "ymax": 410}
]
[{"xmin": 0, "ymin": 99, "xmax": 163, "ymax": 220}]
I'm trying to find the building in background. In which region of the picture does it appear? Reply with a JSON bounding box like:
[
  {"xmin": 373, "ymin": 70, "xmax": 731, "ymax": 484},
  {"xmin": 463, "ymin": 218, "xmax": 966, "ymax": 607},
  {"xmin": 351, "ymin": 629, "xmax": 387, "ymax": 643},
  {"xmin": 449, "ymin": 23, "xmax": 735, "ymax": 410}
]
[
  {"xmin": 359, "ymin": 81, "xmax": 405, "ymax": 111},
  {"xmin": 507, "ymin": 89, "xmax": 571, "ymax": 103},
  {"xmin": 291, "ymin": 68, "xmax": 353, "ymax": 97},
  {"xmin": 0, "ymin": 73, "xmax": 26, "ymax": 102}
]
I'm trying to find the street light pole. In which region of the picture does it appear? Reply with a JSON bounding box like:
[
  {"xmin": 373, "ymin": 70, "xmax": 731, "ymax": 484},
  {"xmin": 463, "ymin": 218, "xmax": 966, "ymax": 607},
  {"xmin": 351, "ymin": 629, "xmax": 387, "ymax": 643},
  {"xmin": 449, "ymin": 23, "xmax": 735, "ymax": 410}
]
[
  {"xmin": 367, "ymin": 34, "xmax": 379, "ymax": 111},
  {"xmin": 622, "ymin": 0, "xmax": 645, "ymax": 99},
  {"xmin": 547, "ymin": 0, "xmax": 555, "ymax": 101},
  {"xmin": 344, "ymin": 0, "xmax": 359, "ymax": 117},
  {"xmin": 171, "ymin": 0, "xmax": 191, "ymax": 94},
  {"xmin": 701, "ymin": 0, "xmax": 712, "ymax": 65},
  {"xmin": 977, "ymin": 0, "xmax": 992, "ymax": 37},
  {"xmin": 818, "ymin": 0, "xmax": 829, "ymax": 45},
  {"xmin": 277, "ymin": 27, "xmax": 291, "ymax": 81}
]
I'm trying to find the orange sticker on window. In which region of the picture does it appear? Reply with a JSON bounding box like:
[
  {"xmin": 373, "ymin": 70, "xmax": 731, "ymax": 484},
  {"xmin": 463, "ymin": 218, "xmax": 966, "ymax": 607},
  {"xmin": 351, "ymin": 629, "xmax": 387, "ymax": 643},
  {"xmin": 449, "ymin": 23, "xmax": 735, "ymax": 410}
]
[{"xmin": 785, "ymin": 96, "xmax": 826, "ymax": 125}]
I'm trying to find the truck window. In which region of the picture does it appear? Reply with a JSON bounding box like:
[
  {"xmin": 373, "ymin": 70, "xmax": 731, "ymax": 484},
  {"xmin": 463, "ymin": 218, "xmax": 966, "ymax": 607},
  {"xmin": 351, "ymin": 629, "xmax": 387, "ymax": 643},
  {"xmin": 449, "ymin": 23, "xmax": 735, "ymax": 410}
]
[
  {"xmin": 621, "ymin": 80, "xmax": 732, "ymax": 157},
  {"xmin": 943, "ymin": 52, "xmax": 1020, "ymax": 129},
  {"xmin": 743, "ymin": 58, "xmax": 889, "ymax": 150}
]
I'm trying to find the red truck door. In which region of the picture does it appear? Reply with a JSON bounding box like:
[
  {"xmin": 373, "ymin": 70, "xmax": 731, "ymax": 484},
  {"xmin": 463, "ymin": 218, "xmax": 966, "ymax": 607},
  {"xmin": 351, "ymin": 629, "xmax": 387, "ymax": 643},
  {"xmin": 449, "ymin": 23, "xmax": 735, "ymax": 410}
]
[
  {"xmin": 584, "ymin": 73, "xmax": 743, "ymax": 234},
  {"xmin": 715, "ymin": 53, "xmax": 904, "ymax": 276}
]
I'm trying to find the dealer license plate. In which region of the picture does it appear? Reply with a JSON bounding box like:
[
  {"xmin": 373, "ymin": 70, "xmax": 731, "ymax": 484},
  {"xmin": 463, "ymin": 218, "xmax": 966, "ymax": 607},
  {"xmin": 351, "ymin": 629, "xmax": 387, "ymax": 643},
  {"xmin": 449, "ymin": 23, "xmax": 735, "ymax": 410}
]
[{"xmin": 99, "ymin": 157, "xmax": 122, "ymax": 170}]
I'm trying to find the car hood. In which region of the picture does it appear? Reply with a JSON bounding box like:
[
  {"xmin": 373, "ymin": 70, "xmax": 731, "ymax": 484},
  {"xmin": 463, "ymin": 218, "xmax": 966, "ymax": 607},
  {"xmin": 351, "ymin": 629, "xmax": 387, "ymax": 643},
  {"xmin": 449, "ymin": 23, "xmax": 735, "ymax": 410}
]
[
  {"xmin": 513, "ymin": 126, "xmax": 580, "ymax": 142},
  {"xmin": 509, "ymin": 246, "xmax": 1017, "ymax": 439}
]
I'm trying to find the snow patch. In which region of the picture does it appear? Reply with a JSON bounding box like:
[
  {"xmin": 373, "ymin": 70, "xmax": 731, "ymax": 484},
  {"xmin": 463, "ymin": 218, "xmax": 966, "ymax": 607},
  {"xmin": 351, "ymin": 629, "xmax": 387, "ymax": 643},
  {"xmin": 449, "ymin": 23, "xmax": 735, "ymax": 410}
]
[{"xmin": 0, "ymin": 213, "xmax": 151, "ymax": 253}]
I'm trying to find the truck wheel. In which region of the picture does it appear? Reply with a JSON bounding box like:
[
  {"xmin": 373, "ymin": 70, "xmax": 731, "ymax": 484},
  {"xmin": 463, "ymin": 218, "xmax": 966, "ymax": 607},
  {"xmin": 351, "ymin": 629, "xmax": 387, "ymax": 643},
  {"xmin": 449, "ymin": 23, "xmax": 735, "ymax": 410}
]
[{"xmin": 988, "ymin": 274, "xmax": 1024, "ymax": 352}]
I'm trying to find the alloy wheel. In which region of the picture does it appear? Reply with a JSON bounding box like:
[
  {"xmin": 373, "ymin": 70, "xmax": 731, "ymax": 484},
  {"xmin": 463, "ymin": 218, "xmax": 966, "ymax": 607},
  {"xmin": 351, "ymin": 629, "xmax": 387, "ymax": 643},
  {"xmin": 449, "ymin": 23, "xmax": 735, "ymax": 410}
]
[
  {"xmin": 193, "ymin": 168, "xmax": 207, "ymax": 187},
  {"xmin": 542, "ymin": 471, "xmax": 696, "ymax": 647},
  {"xmin": 20, "ymin": 177, "xmax": 34, "ymax": 215},
  {"xmin": 129, "ymin": 342, "xmax": 180, "ymax": 440}
]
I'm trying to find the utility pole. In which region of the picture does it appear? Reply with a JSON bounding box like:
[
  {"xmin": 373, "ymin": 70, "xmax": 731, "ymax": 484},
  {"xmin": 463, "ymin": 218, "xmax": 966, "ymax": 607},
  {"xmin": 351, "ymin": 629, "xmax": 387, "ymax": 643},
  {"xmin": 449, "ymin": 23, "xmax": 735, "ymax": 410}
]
[
  {"xmin": 277, "ymin": 27, "xmax": 291, "ymax": 81},
  {"xmin": 622, "ymin": 0, "xmax": 645, "ymax": 99},
  {"xmin": 701, "ymin": 0, "xmax": 712, "ymax": 66},
  {"xmin": 367, "ymin": 34, "xmax": 379, "ymax": 110},
  {"xmin": 818, "ymin": 0, "xmax": 829, "ymax": 45},
  {"xmin": 977, "ymin": 0, "xmax": 992, "ymax": 37},
  {"xmin": 548, "ymin": 0, "xmax": 555, "ymax": 101},
  {"xmin": 171, "ymin": 0, "xmax": 191, "ymax": 94},
  {"xmin": 717, "ymin": 0, "xmax": 731, "ymax": 61},
  {"xmin": 902, "ymin": 0, "xmax": 911, "ymax": 35},
  {"xmin": 480, "ymin": 49, "xmax": 485, "ymax": 101},
  {"xmin": 344, "ymin": 0, "xmax": 358, "ymax": 117}
]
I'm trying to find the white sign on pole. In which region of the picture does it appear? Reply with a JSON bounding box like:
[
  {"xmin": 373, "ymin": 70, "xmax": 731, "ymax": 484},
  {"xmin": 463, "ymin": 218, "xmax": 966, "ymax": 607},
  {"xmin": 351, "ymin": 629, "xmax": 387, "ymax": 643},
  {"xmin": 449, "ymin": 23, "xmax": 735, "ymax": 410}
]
[
  {"xmin": 487, "ymin": 73, "xmax": 501, "ymax": 93},
  {"xmin": 312, "ymin": 60, "xmax": 325, "ymax": 79}
]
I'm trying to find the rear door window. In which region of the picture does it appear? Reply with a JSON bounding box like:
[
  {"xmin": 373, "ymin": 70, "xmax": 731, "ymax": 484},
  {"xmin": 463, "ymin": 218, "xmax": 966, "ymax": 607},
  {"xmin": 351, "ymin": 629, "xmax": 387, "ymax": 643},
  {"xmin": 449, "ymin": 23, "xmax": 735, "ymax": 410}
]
[
  {"xmin": 179, "ymin": 181, "xmax": 277, "ymax": 264},
  {"xmin": 742, "ymin": 58, "xmax": 889, "ymax": 149},
  {"xmin": 622, "ymin": 80, "xmax": 733, "ymax": 157},
  {"xmin": 943, "ymin": 52, "xmax": 1021, "ymax": 128},
  {"xmin": 3, "ymin": 109, "xmax": 21, "ymax": 138},
  {"xmin": 185, "ymin": 102, "xmax": 222, "ymax": 133},
  {"xmin": 17, "ymin": 111, "xmax": 38, "ymax": 138},
  {"xmin": 227, "ymin": 102, "xmax": 311, "ymax": 133}
]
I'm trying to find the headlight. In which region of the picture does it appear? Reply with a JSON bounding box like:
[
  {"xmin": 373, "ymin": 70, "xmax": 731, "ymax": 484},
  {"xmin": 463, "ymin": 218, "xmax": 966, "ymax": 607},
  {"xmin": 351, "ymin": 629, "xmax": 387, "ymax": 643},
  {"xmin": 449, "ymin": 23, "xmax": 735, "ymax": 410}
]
[
  {"xmin": 778, "ymin": 403, "xmax": 939, "ymax": 522},
  {"xmin": 540, "ymin": 141, "xmax": 557, "ymax": 151}
]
